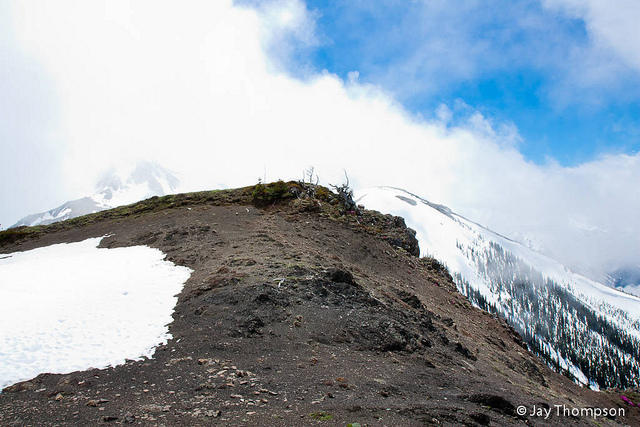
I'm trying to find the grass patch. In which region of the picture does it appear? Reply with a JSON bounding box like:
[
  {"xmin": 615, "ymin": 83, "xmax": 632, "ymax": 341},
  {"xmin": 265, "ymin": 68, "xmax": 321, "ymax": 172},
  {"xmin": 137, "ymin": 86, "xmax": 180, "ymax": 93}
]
[
  {"xmin": 309, "ymin": 411, "xmax": 333, "ymax": 421},
  {"xmin": 251, "ymin": 180, "xmax": 294, "ymax": 205}
]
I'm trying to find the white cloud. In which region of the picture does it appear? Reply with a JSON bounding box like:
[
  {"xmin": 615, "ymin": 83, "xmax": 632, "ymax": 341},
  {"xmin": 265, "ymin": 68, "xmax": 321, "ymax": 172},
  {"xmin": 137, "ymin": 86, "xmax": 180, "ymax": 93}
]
[
  {"xmin": 5, "ymin": 0, "xmax": 640, "ymax": 282},
  {"xmin": 543, "ymin": 0, "xmax": 640, "ymax": 71}
]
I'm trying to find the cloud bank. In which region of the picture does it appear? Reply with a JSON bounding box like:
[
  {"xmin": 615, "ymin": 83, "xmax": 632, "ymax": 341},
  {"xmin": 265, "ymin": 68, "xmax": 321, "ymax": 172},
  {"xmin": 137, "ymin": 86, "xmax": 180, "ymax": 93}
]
[{"xmin": 3, "ymin": 0, "xmax": 639, "ymax": 283}]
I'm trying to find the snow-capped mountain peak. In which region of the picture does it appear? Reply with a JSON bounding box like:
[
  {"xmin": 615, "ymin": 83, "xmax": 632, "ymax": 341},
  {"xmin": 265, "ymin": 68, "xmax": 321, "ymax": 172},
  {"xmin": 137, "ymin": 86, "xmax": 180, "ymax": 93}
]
[
  {"xmin": 11, "ymin": 161, "xmax": 179, "ymax": 228},
  {"xmin": 91, "ymin": 161, "xmax": 179, "ymax": 208}
]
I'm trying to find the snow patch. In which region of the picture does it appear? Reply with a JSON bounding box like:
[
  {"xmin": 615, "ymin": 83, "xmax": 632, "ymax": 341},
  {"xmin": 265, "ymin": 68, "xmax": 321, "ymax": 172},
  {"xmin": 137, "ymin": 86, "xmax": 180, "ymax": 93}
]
[{"xmin": 0, "ymin": 237, "xmax": 192, "ymax": 391}]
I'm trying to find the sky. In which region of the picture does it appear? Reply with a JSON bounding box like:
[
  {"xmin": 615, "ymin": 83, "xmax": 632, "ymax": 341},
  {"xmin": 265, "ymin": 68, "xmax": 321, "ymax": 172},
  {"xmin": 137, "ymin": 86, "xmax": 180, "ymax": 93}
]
[{"xmin": 1, "ymin": 0, "xmax": 639, "ymax": 282}]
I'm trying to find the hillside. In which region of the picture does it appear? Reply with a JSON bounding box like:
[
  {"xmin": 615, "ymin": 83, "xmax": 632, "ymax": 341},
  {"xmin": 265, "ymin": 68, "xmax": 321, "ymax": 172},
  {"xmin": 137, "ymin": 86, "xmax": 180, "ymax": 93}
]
[
  {"xmin": 355, "ymin": 187, "xmax": 640, "ymax": 390},
  {"xmin": 1, "ymin": 183, "xmax": 638, "ymax": 426}
]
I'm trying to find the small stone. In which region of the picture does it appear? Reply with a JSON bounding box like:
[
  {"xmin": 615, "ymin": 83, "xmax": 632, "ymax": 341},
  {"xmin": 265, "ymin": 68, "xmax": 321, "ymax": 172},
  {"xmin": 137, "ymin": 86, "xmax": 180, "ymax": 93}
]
[
  {"xmin": 86, "ymin": 400, "xmax": 98, "ymax": 407},
  {"xmin": 205, "ymin": 410, "xmax": 221, "ymax": 418},
  {"xmin": 103, "ymin": 415, "xmax": 118, "ymax": 422},
  {"xmin": 246, "ymin": 411, "xmax": 256, "ymax": 415},
  {"xmin": 54, "ymin": 393, "xmax": 64, "ymax": 401},
  {"xmin": 123, "ymin": 412, "xmax": 135, "ymax": 423}
]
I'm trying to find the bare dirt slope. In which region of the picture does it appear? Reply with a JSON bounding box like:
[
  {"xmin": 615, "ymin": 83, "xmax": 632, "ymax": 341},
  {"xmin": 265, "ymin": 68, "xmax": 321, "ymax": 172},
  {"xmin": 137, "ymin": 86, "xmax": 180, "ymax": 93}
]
[{"xmin": 1, "ymin": 185, "xmax": 638, "ymax": 426}]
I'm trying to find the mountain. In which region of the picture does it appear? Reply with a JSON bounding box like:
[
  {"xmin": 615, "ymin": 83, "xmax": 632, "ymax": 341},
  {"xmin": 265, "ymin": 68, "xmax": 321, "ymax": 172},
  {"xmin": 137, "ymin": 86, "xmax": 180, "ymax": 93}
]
[
  {"xmin": 10, "ymin": 161, "xmax": 179, "ymax": 228},
  {"xmin": 2, "ymin": 182, "xmax": 638, "ymax": 426},
  {"xmin": 355, "ymin": 186, "xmax": 640, "ymax": 390},
  {"xmin": 606, "ymin": 267, "xmax": 640, "ymax": 297}
]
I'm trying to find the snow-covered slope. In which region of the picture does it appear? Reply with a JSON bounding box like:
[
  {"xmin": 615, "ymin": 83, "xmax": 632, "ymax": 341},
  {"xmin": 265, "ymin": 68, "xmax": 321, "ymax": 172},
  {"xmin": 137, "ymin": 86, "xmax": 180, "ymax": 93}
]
[
  {"xmin": 0, "ymin": 237, "xmax": 192, "ymax": 391},
  {"xmin": 11, "ymin": 161, "xmax": 179, "ymax": 228},
  {"xmin": 355, "ymin": 186, "xmax": 640, "ymax": 389}
]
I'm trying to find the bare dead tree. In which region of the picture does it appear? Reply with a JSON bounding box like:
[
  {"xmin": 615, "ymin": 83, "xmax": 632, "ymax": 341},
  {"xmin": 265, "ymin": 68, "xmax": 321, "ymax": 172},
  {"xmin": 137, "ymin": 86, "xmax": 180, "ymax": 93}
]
[
  {"xmin": 298, "ymin": 166, "xmax": 319, "ymax": 199},
  {"xmin": 330, "ymin": 171, "xmax": 359, "ymax": 214}
]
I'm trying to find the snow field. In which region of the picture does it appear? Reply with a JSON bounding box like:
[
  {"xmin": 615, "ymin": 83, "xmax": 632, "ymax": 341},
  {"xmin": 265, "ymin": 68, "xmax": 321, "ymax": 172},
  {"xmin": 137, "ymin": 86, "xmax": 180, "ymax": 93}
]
[{"xmin": 0, "ymin": 237, "xmax": 192, "ymax": 391}]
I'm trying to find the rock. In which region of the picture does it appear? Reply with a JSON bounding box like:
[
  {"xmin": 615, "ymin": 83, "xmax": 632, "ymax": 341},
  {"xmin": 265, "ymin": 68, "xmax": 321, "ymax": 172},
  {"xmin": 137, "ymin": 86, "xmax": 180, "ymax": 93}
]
[
  {"xmin": 328, "ymin": 268, "xmax": 355, "ymax": 284},
  {"xmin": 205, "ymin": 409, "xmax": 221, "ymax": 417},
  {"xmin": 470, "ymin": 412, "xmax": 491, "ymax": 425},
  {"xmin": 469, "ymin": 394, "xmax": 516, "ymax": 417},
  {"xmin": 454, "ymin": 342, "xmax": 477, "ymax": 361}
]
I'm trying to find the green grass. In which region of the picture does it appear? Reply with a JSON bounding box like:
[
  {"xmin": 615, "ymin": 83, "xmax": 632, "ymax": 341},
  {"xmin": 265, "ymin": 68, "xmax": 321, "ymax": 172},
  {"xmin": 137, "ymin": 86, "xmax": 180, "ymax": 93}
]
[{"xmin": 309, "ymin": 411, "xmax": 333, "ymax": 421}]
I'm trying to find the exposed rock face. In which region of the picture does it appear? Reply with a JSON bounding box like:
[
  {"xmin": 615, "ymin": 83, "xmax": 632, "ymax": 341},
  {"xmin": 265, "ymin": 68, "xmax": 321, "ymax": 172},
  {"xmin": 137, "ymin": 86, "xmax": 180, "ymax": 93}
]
[{"xmin": 1, "ymin": 185, "xmax": 638, "ymax": 426}]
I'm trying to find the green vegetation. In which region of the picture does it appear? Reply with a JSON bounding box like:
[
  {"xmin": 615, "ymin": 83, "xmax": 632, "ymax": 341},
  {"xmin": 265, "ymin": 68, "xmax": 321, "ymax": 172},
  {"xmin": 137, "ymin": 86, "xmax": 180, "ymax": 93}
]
[
  {"xmin": 0, "ymin": 225, "xmax": 43, "ymax": 247},
  {"xmin": 314, "ymin": 186, "xmax": 333, "ymax": 202},
  {"xmin": 308, "ymin": 411, "xmax": 333, "ymax": 421},
  {"xmin": 251, "ymin": 180, "xmax": 293, "ymax": 205}
]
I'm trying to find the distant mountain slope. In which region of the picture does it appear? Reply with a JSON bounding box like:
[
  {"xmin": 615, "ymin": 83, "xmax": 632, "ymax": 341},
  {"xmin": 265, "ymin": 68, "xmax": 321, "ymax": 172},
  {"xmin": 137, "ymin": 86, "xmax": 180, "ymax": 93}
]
[
  {"xmin": 607, "ymin": 267, "xmax": 640, "ymax": 297},
  {"xmin": 355, "ymin": 186, "xmax": 640, "ymax": 389},
  {"xmin": 11, "ymin": 161, "xmax": 179, "ymax": 228}
]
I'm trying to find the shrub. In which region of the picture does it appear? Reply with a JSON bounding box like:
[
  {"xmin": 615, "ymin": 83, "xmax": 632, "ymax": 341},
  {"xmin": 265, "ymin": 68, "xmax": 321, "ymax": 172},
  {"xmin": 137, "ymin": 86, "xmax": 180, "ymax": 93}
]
[{"xmin": 252, "ymin": 180, "xmax": 293, "ymax": 205}]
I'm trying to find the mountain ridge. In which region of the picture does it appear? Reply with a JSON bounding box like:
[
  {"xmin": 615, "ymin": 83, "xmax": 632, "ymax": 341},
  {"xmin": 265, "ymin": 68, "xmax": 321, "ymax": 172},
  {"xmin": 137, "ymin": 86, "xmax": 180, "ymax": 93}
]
[{"xmin": 1, "ymin": 182, "xmax": 638, "ymax": 426}]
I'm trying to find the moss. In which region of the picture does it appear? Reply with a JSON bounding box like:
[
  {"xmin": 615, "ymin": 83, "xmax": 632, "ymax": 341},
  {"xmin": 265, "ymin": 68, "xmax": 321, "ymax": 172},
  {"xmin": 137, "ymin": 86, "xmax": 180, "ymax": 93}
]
[
  {"xmin": 315, "ymin": 186, "xmax": 333, "ymax": 202},
  {"xmin": 0, "ymin": 226, "xmax": 43, "ymax": 247},
  {"xmin": 309, "ymin": 411, "xmax": 333, "ymax": 421},
  {"xmin": 251, "ymin": 180, "xmax": 293, "ymax": 205}
]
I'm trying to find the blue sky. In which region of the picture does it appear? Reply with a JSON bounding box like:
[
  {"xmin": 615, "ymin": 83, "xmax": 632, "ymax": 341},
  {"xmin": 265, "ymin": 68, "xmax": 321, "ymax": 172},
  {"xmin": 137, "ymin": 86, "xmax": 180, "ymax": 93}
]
[
  {"xmin": 291, "ymin": 0, "xmax": 640, "ymax": 165},
  {"xmin": 1, "ymin": 0, "xmax": 639, "ymax": 282}
]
